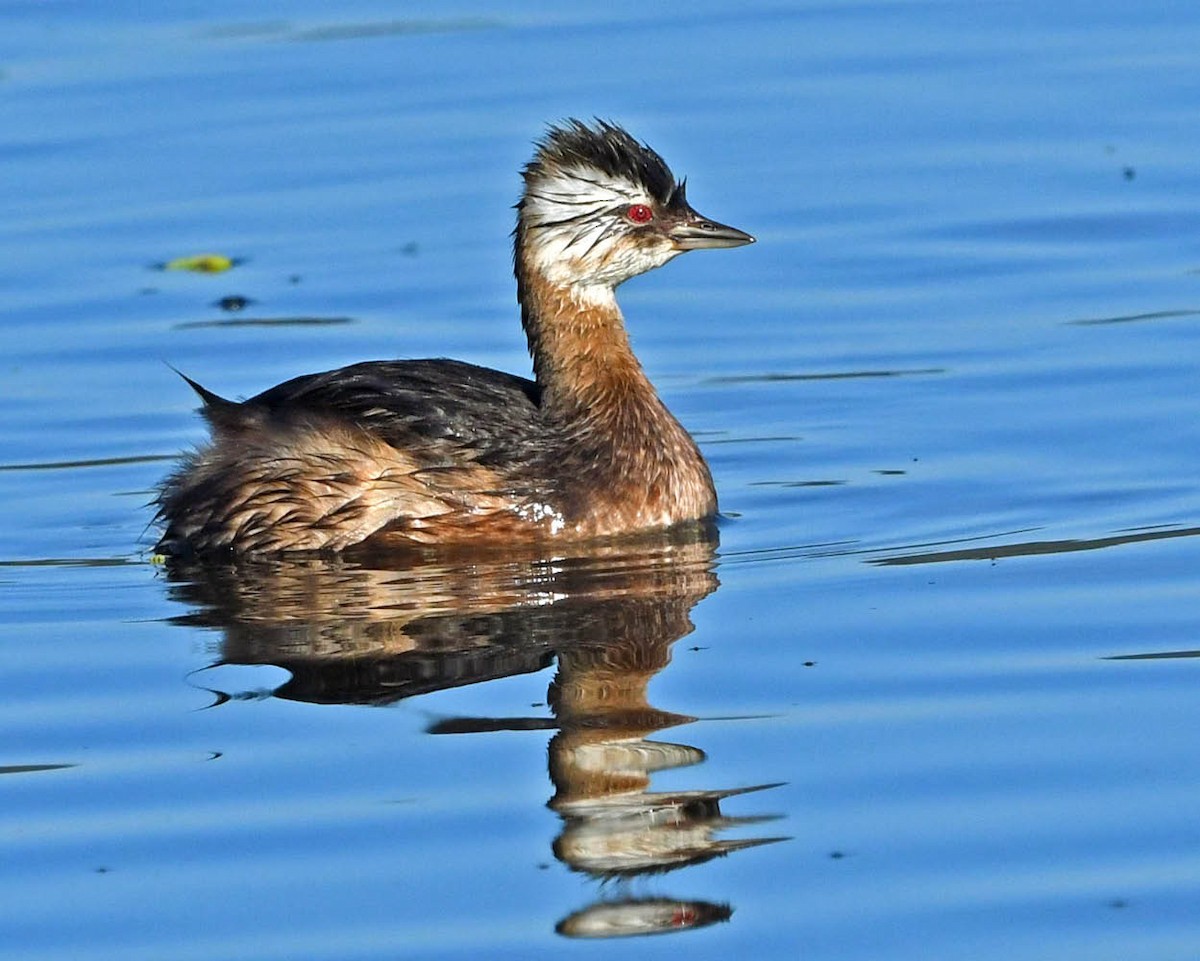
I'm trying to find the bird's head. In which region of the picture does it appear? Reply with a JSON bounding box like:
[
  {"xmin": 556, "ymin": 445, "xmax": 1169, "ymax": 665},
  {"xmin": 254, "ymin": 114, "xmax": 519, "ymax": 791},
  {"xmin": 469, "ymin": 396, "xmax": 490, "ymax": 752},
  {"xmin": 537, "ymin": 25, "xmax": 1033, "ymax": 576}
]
[{"xmin": 516, "ymin": 120, "xmax": 753, "ymax": 291}]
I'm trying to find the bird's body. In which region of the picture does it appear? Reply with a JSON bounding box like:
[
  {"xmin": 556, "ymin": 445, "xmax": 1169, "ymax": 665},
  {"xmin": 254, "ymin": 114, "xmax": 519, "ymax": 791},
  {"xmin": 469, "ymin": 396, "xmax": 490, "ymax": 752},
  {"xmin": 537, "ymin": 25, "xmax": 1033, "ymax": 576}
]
[{"xmin": 156, "ymin": 121, "xmax": 753, "ymax": 555}]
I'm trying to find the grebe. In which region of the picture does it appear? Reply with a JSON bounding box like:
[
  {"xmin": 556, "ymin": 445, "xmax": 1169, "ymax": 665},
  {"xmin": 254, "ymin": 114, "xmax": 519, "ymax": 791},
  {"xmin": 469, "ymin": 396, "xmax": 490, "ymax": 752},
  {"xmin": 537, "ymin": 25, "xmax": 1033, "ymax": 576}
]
[{"xmin": 156, "ymin": 120, "xmax": 753, "ymax": 555}]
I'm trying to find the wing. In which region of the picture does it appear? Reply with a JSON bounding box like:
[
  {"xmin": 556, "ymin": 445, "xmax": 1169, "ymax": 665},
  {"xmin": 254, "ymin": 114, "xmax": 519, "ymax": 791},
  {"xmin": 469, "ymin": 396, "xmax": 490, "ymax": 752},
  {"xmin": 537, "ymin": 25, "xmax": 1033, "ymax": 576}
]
[{"xmin": 201, "ymin": 359, "xmax": 545, "ymax": 469}]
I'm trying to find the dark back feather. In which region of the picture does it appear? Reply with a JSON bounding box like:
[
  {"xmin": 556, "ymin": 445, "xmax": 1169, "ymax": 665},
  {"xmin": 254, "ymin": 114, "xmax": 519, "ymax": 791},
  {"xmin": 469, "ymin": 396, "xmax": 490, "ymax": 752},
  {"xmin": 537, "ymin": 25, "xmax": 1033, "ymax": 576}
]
[{"xmin": 236, "ymin": 359, "xmax": 545, "ymax": 467}]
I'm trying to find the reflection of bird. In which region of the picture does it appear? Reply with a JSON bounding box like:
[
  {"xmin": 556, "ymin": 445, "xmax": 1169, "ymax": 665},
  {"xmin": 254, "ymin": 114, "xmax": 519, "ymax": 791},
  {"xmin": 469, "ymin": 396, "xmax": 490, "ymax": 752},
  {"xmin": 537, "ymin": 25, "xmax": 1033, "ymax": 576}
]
[
  {"xmin": 548, "ymin": 637, "xmax": 786, "ymax": 879},
  {"xmin": 164, "ymin": 529, "xmax": 784, "ymax": 939},
  {"xmin": 171, "ymin": 528, "xmax": 721, "ymax": 707},
  {"xmin": 157, "ymin": 120, "xmax": 753, "ymax": 554}
]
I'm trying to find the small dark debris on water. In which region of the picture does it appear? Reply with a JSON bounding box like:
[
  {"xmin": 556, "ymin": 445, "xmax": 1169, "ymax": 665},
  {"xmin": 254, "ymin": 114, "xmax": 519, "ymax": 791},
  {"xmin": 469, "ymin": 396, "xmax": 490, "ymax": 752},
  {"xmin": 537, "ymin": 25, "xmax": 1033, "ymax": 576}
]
[
  {"xmin": 1108, "ymin": 898, "xmax": 1129, "ymax": 910},
  {"xmin": 214, "ymin": 295, "xmax": 254, "ymax": 312},
  {"xmin": 803, "ymin": 661, "xmax": 816, "ymax": 667},
  {"xmin": 173, "ymin": 315, "xmax": 353, "ymax": 331},
  {"xmin": 94, "ymin": 866, "xmax": 110, "ymax": 874},
  {"xmin": 0, "ymin": 763, "xmax": 75, "ymax": 775},
  {"xmin": 1122, "ymin": 166, "xmax": 1136, "ymax": 181},
  {"xmin": 288, "ymin": 274, "xmax": 303, "ymax": 285},
  {"xmin": 400, "ymin": 241, "xmax": 420, "ymax": 256},
  {"xmin": 772, "ymin": 479, "xmax": 846, "ymax": 488},
  {"xmin": 829, "ymin": 850, "xmax": 847, "ymax": 860},
  {"xmin": 689, "ymin": 645, "xmax": 709, "ymax": 652}
]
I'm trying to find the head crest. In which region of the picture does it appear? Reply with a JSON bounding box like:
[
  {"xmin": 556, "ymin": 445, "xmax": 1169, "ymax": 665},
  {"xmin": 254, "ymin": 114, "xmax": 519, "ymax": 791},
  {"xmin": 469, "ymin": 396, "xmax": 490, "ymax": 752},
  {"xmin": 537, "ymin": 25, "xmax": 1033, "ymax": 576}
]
[{"xmin": 524, "ymin": 119, "xmax": 684, "ymax": 207}]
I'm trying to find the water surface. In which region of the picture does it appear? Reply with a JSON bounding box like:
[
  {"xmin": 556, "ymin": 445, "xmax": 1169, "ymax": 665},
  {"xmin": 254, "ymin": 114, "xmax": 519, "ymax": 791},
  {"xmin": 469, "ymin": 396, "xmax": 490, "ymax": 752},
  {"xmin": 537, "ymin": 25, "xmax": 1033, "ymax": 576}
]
[{"xmin": 3, "ymin": 2, "xmax": 1200, "ymax": 959}]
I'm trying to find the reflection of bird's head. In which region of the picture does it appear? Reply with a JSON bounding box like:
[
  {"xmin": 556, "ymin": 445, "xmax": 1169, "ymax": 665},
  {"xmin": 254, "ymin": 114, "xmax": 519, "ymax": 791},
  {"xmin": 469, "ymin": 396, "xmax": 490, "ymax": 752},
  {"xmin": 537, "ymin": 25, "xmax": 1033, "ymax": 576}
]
[{"xmin": 516, "ymin": 119, "xmax": 754, "ymax": 289}]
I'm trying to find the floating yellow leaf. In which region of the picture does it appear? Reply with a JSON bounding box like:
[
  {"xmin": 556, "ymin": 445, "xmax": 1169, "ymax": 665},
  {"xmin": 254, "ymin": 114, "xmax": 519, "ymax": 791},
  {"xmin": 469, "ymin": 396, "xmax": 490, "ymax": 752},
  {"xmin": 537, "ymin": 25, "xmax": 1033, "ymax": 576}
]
[{"xmin": 161, "ymin": 253, "xmax": 236, "ymax": 274}]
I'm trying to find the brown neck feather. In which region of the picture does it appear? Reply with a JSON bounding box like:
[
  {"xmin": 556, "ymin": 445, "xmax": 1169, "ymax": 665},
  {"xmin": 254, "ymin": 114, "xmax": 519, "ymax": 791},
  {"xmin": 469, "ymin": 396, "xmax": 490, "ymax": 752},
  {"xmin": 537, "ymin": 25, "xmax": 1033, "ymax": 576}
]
[
  {"xmin": 518, "ymin": 270, "xmax": 652, "ymax": 417},
  {"xmin": 514, "ymin": 233, "xmax": 717, "ymax": 526}
]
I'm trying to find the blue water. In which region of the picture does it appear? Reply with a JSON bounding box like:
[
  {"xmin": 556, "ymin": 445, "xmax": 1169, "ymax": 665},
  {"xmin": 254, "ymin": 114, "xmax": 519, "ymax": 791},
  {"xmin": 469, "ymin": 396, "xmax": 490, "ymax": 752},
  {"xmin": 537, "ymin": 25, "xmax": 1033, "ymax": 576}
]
[{"xmin": 3, "ymin": 2, "xmax": 1200, "ymax": 958}]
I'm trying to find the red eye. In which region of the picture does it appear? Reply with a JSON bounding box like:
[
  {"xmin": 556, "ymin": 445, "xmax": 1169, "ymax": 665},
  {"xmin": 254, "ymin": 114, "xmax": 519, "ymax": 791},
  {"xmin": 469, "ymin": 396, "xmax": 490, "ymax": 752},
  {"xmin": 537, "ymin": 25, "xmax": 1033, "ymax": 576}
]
[{"xmin": 627, "ymin": 203, "xmax": 654, "ymax": 224}]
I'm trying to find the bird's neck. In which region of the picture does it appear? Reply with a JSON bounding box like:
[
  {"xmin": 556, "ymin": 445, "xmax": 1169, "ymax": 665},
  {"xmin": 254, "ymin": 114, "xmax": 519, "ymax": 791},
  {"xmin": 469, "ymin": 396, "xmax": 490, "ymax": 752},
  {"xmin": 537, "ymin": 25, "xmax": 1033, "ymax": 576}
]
[
  {"xmin": 517, "ymin": 266, "xmax": 654, "ymax": 418},
  {"xmin": 514, "ymin": 245, "xmax": 718, "ymax": 526}
]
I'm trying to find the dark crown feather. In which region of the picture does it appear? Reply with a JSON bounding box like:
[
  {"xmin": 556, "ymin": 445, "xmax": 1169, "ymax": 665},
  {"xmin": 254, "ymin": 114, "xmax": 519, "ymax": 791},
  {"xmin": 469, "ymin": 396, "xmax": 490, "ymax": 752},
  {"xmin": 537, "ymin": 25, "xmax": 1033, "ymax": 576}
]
[{"xmin": 523, "ymin": 119, "xmax": 686, "ymax": 208}]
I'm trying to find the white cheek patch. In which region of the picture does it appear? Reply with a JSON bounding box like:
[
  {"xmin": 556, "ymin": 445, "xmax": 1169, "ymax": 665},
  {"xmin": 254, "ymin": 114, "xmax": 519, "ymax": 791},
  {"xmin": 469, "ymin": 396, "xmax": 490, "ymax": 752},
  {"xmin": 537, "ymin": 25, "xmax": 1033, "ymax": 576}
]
[
  {"xmin": 524, "ymin": 163, "xmax": 646, "ymax": 219},
  {"xmin": 523, "ymin": 163, "xmax": 675, "ymax": 286}
]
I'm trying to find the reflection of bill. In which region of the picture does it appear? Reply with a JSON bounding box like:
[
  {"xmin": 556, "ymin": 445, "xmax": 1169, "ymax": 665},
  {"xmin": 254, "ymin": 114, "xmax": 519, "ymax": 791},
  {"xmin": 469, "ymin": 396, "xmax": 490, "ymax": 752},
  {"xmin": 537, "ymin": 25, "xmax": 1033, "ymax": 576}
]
[{"xmin": 165, "ymin": 525, "xmax": 785, "ymax": 939}]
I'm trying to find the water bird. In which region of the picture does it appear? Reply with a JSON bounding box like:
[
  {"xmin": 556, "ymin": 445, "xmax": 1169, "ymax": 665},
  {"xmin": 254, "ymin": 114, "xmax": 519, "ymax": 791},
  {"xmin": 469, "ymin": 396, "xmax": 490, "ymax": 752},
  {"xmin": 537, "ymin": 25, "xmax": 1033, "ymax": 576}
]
[{"xmin": 156, "ymin": 120, "xmax": 754, "ymax": 554}]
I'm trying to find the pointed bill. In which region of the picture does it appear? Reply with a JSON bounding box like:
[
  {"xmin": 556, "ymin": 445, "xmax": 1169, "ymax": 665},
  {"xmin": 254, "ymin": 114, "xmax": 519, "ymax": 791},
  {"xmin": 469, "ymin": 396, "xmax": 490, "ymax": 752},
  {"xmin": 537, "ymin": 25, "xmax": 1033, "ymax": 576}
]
[{"xmin": 669, "ymin": 210, "xmax": 755, "ymax": 250}]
